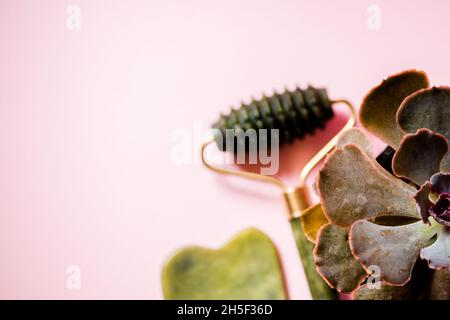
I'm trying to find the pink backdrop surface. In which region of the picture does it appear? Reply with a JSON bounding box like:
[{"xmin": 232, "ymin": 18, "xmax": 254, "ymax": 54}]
[{"xmin": 0, "ymin": 0, "xmax": 449, "ymax": 299}]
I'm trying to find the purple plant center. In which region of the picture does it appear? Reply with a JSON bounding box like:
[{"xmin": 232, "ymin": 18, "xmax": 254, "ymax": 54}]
[{"xmin": 430, "ymin": 193, "xmax": 450, "ymax": 224}]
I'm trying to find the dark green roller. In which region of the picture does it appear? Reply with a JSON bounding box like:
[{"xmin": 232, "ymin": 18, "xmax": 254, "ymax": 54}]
[{"xmin": 212, "ymin": 86, "xmax": 333, "ymax": 152}]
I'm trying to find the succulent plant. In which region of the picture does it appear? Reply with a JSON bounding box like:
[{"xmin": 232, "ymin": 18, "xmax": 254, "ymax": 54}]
[{"xmin": 308, "ymin": 70, "xmax": 450, "ymax": 299}]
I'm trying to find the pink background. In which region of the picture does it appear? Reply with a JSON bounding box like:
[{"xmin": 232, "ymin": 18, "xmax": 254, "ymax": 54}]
[{"xmin": 1, "ymin": 0, "xmax": 449, "ymax": 299}]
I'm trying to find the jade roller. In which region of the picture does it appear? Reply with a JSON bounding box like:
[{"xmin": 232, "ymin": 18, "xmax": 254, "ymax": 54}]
[{"xmin": 201, "ymin": 85, "xmax": 356, "ymax": 300}]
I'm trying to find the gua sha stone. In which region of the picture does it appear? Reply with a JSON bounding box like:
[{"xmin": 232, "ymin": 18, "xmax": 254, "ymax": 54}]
[{"xmin": 162, "ymin": 228, "xmax": 287, "ymax": 300}]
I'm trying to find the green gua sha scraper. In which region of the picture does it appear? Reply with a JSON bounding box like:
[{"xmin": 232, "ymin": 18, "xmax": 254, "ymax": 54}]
[
  {"xmin": 201, "ymin": 85, "xmax": 356, "ymax": 300},
  {"xmin": 162, "ymin": 228, "xmax": 288, "ymax": 300}
]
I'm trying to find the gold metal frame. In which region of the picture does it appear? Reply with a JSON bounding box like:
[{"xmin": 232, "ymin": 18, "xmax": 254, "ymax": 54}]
[{"xmin": 201, "ymin": 99, "xmax": 356, "ymax": 219}]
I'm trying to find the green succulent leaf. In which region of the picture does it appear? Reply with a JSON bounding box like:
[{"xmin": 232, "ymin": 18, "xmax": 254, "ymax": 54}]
[
  {"xmin": 393, "ymin": 128, "xmax": 448, "ymax": 186},
  {"xmin": 314, "ymin": 224, "xmax": 367, "ymax": 293},
  {"xmin": 428, "ymin": 269, "xmax": 450, "ymax": 300},
  {"xmin": 318, "ymin": 144, "xmax": 419, "ymax": 227},
  {"xmin": 359, "ymin": 69, "xmax": 429, "ymax": 149},
  {"xmin": 353, "ymin": 260, "xmax": 432, "ymax": 300},
  {"xmin": 350, "ymin": 220, "xmax": 439, "ymax": 285},
  {"xmin": 397, "ymin": 86, "xmax": 450, "ymax": 172}
]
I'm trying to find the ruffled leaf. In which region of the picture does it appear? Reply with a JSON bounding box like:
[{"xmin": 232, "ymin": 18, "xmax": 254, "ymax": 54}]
[
  {"xmin": 421, "ymin": 226, "xmax": 450, "ymax": 269},
  {"xmin": 352, "ymin": 260, "xmax": 431, "ymax": 300},
  {"xmin": 360, "ymin": 70, "xmax": 429, "ymax": 149},
  {"xmin": 397, "ymin": 86, "xmax": 450, "ymax": 172},
  {"xmin": 336, "ymin": 128, "xmax": 372, "ymax": 156},
  {"xmin": 318, "ymin": 144, "xmax": 419, "ymax": 227},
  {"xmin": 353, "ymin": 282, "xmax": 416, "ymax": 300},
  {"xmin": 429, "ymin": 173, "xmax": 450, "ymax": 226},
  {"xmin": 392, "ymin": 129, "xmax": 448, "ymax": 186},
  {"xmin": 414, "ymin": 182, "xmax": 433, "ymax": 224},
  {"xmin": 314, "ymin": 224, "xmax": 367, "ymax": 293},
  {"xmin": 415, "ymin": 174, "xmax": 450, "ymax": 227},
  {"xmin": 430, "ymin": 172, "xmax": 450, "ymax": 194},
  {"xmin": 428, "ymin": 269, "xmax": 450, "ymax": 300},
  {"xmin": 349, "ymin": 220, "xmax": 439, "ymax": 285}
]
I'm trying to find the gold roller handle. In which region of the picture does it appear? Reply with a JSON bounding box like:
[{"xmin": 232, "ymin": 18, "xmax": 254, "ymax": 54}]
[{"xmin": 201, "ymin": 99, "xmax": 356, "ymax": 219}]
